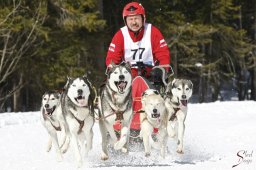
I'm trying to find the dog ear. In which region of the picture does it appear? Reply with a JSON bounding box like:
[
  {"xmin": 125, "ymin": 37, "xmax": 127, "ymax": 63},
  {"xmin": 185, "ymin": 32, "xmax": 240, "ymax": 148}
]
[
  {"xmin": 153, "ymin": 90, "xmax": 159, "ymax": 95},
  {"xmin": 171, "ymin": 78, "xmax": 177, "ymax": 89},
  {"xmin": 105, "ymin": 62, "xmax": 114, "ymax": 76},
  {"xmin": 42, "ymin": 93, "xmax": 46, "ymax": 99},
  {"xmin": 189, "ymin": 80, "xmax": 193, "ymax": 89},
  {"xmin": 67, "ymin": 76, "xmax": 73, "ymax": 81},
  {"xmin": 141, "ymin": 95, "xmax": 147, "ymax": 107},
  {"xmin": 83, "ymin": 73, "xmax": 88, "ymax": 79},
  {"xmin": 142, "ymin": 91, "xmax": 147, "ymax": 97},
  {"xmin": 165, "ymin": 80, "xmax": 172, "ymax": 94},
  {"xmin": 109, "ymin": 61, "xmax": 116, "ymax": 68},
  {"xmin": 54, "ymin": 91, "xmax": 61, "ymax": 99},
  {"xmin": 121, "ymin": 61, "xmax": 131, "ymax": 69},
  {"xmin": 55, "ymin": 88, "xmax": 64, "ymax": 95},
  {"xmin": 64, "ymin": 76, "xmax": 72, "ymax": 89}
]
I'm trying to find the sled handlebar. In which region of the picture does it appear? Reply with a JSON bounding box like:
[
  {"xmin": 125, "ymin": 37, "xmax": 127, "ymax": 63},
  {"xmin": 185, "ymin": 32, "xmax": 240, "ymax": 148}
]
[{"xmin": 132, "ymin": 62, "xmax": 174, "ymax": 77}]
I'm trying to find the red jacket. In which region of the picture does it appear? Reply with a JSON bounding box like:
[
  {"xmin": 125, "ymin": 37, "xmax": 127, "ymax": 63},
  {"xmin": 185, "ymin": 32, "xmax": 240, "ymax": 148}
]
[{"xmin": 106, "ymin": 24, "xmax": 170, "ymax": 78}]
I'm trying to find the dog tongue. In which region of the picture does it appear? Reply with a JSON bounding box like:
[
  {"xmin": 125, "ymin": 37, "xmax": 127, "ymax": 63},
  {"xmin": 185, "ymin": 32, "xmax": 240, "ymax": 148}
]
[
  {"xmin": 118, "ymin": 82, "xmax": 126, "ymax": 92},
  {"xmin": 77, "ymin": 99, "xmax": 86, "ymax": 106},
  {"xmin": 181, "ymin": 100, "xmax": 188, "ymax": 106},
  {"xmin": 118, "ymin": 82, "xmax": 126, "ymax": 88},
  {"xmin": 46, "ymin": 109, "xmax": 52, "ymax": 114}
]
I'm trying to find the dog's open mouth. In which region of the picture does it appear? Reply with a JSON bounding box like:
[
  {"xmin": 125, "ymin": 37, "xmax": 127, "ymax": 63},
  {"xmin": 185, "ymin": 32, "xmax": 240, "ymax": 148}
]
[
  {"xmin": 115, "ymin": 81, "xmax": 127, "ymax": 93},
  {"xmin": 151, "ymin": 113, "xmax": 160, "ymax": 118},
  {"xmin": 75, "ymin": 95, "xmax": 87, "ymax": 106},
  {"xmin": 180, "ymin": 100, "xmax": 188, "ymax": 106},
  {"xmin": 44, "ymin": 106, "xmax": 56, "ymax": 116}
]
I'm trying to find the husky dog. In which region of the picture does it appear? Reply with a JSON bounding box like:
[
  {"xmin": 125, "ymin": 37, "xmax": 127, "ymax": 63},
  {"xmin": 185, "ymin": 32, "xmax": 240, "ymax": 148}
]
[
  {"xmin": 164, "ymin": 78, "xmax": 193, "ymax": 154},
  {"xmin": 98, "ymin": 62, "xmax": 133, "ymax": 160},
  {"xmin": 40, "ymin": 91, "xmax": 69, "ymax": 161},
  {"xmin": 140, "ymin": 89, "xmax": 168, "ymax": 158},
  {"xmin": 61, "ymin": 75, "xmax": 95, "ymax": 167}
]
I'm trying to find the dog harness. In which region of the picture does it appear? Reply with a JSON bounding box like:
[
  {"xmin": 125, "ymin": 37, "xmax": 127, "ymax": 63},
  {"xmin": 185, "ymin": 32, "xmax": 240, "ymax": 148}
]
[
  {"xmin": 69, "ymin": 105, "xmax": 92, "ymax": 134},
  {"xmin": 169, "ymin": 108, "xmax": 180, "ymax": 121}
]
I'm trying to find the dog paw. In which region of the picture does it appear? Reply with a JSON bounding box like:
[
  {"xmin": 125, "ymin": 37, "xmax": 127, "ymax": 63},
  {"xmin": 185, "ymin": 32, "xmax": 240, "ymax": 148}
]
[
  {"xmin": 61, "ymin": 147, "xmax": 67, "ymax": 154},
  {"xmin": 145, "ymin": 152, "xmax": 151, "ymax": 157},
  {"xmin": 60, "ymin": 139, "xmax": 70, "ymax": 154},
  {"xmin": 46, "ymin": 147, "xmax": 51, "ymax": 152},
  {"xmin": 176, "ymin": 149, "xmax": 184, "ymax": 154},
  {"xmin": 121, "ymin": 147, "xmax": 128, "ymax": 153},
  {"xmin": 46, "ymin": 144, "xmax": 52, "ymax": 152},
  {"xmin": 114, "ymin": 142, "xmax": 121, "ymax": 150},
  {"xmin": 114, "ymin": 138, "xmax": 126, "ymax": 150},
  {"xmin": 160, "ymin": 150, "xmax": 166, "ymax": 159},
  {"xmin": 101, "ymin": 152, "xmax": 109, "ymax": 160},
  {"xmin": 76, "ymin": 160, "xmax": 83, "ymax": 168},
  {"xmin": 56, "ymin": 154, "xmax": 63, "ymax": 162}
]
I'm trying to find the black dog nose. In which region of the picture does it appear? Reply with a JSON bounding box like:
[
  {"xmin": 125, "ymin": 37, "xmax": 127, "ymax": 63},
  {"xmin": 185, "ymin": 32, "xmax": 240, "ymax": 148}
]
[
  {"xmin": 77, "ymin": 89, "xmax": 83, "ymax": 94},
  {"xmin": 45, "ymin": 104, "xmax": 49, "ymax": 108},
  {"xmin": 119, "ymin": 75, "xmax": 125, "ymax": 80},
  {"xmin": 153, "ymin": 108, "xmax": 157, "ymax": 113},
  {"xmin": 182, "ymin": 95, "xmax": 186, "ymax": 99}
]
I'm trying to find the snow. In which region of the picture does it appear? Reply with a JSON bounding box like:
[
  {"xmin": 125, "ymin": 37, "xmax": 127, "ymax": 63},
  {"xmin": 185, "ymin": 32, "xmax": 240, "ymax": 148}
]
[{"xmin": 0, "ymin": 101, "xmax": 255, "ymax": 170}]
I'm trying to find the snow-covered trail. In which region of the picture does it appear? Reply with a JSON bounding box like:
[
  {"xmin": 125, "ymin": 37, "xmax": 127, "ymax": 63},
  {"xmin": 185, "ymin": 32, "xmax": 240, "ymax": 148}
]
[{"xmin": 0, "ymin": 101, "xmax": 255, "ymax": 170}]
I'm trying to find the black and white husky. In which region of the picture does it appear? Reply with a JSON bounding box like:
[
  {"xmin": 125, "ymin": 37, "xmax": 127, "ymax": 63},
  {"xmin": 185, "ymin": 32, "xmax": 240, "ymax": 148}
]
[
  {"xmin": 61, "ymin": 75, "xmax": 95, "ymax": 167},
  {"xmin": 164, "ymin": 78, "xmax": 193, "ymax": 154},
  {"xmin": 98, "ymin": 62, "xmax": 133, "ymax": 160},
  {"xmin": 40, "ymin": 91, "xmax": 70, "ymax": 162}
]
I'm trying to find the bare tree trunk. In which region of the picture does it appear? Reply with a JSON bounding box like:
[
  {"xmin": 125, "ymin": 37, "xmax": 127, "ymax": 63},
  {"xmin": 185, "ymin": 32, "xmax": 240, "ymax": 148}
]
[
  {"xmin": 198, "ymin": 68, "xmax": 204, "ymax": 103},
  {"xmin": 239, "ymin": 5, "xmax": 242, "ymax": 30},
  {"xmin": 199, "ymin": 44, "xmax": 206, "ymax": 103},
  {"xmin": 13, "ymin": 87, "xmax": 21, "ymax": 112},
  {"xmin": 97, "ymin": 0, "xmax": 105, "ymax": 71},
  {"xmin": 13, "ymin": 74, "xmax": 24, "ymax": 112},
  {"xmin": 251, "ymin": 49, "xmax": 256, "ymax": 100},
  {"xmin": 252, "ymin": 2, "xmax": 256, "ymax": 100},
  {"xmin": 0, "ymin": 1, "xmax": 44, "ymax": 109}
]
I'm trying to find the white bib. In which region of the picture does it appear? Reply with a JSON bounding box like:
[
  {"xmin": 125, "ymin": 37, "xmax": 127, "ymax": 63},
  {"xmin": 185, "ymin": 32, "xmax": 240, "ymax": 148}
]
[{"xmin": 121, "ymin": 23, "xmax": 154, "ymax": 66}]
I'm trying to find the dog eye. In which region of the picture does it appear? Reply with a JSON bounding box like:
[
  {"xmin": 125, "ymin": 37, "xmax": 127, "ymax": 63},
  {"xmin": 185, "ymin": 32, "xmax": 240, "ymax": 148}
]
[
  {"xmin": 124, "ymin": 70, "xmax": 128, "ymax": 74},
  {"xmin": 82, "ymin": 84, "xmax": 87, "ymax": 87},
  {"xmin": 186, "ymin": 88, "xmax": 189, "ymax": 91},
  {"xmin": 43, "ymin": 98, "xmax": 47, "ymax": 100},
  {"xmin": 51, "ymin": 98, "xmax": 55, "ymax": 100},
  {"xmin": 114, "ymin": 71, "xmax": 118, "ymax": 74},
  {"xmin": 72, "ymin": 84, "xmax": 76, "ymax": 87},
  {"xmin": 177, "ymin": 88, "xmax": 181, "ymax": 90}
]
